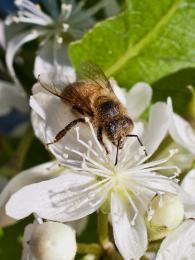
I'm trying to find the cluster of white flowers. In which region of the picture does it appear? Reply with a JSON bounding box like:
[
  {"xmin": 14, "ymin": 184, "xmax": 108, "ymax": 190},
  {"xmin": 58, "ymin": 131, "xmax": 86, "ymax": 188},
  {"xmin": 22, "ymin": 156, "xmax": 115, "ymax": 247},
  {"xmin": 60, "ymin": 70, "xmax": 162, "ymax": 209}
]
[{"xmin": 0, "ymin": 1, "xmax": 195, "ymax": 260}]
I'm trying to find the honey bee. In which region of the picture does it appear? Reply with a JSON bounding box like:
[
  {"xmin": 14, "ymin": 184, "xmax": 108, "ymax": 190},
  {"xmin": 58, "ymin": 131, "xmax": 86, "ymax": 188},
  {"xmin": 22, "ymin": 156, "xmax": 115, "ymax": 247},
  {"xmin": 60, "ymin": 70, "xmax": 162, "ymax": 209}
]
[{"xmin": 38, "ymin": 61, "xmax": 147, "ymax": 165}]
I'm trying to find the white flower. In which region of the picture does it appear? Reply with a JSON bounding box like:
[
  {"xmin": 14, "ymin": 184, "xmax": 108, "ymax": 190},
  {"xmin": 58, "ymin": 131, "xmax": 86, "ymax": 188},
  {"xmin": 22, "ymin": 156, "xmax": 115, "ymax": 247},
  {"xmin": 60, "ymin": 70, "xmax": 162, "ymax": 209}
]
[
  {"xmin": 22, "ymin": 220, "xmax": 77, "ymax": 260},
  {"xmin": 153, "ymin": 169, "xmax": 195, "ymax": 260},
  {"xmin": 156, "ymin": 219, "xmax": 195, "ymax": 260},
  {"xmin": 6, "ymin": 78, "xmax": 180, "ymax": 259},
  {"xmin": 168, "ymin": 97, "xmax": 195, "ymax": 156},
  {"xmin": 5, "ymin": 0, "xmax": 113, "ymax": 83}
]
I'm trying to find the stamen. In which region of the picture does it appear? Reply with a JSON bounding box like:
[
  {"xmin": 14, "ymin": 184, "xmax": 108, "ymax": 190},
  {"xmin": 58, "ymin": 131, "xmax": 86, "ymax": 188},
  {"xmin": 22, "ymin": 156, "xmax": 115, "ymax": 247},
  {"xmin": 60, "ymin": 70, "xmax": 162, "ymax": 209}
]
[
  {"xmin": 85, "ymin": 118, "xmax": 109, "ymax": 163},
  {"xmin": 14, "ymin": 0, "xmax": 52, "ymax": 26},
  {"xmin": 61, "ymin": 3, "xmax": 72, "ymax": 13},
  {"xmin": 122, "ymin": 185, "xmax": 138, "ymax": 226},
  {"xmin": 136, "ymin": 149, "xmax": 178, "ymax": 169},
  {"xmin": 75, "ymin": 127, "xmax": 98, "ymax": 158},
  {"xmin": 64, "ymin": 145, "xmax": 113, "ymax": 176},
  {"xmin": 56, "ymin": 35, "xmax": 63, "ymax": 44},
  {"xmin": 62, "ymin": 23, "xmax": 69, "ymax": 32}
]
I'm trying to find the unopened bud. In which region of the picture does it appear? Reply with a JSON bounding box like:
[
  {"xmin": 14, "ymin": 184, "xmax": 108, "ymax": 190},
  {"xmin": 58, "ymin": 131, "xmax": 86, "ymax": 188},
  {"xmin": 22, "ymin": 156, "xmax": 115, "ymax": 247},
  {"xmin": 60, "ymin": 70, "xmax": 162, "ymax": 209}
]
[
  {"xmin": 29, "ymin": 221, "xmax": 77, "ymax": 260},
  {"xmin": 146, "ymin": 194, "xmax": 184, "ymax": 241}
]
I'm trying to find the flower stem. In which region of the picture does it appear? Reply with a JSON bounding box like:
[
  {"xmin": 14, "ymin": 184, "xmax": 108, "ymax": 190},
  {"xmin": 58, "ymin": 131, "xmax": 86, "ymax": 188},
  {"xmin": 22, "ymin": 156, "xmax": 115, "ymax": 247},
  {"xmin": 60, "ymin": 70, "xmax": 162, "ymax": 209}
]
[
  {"xmin": 97, "ymin": 210, "xmax": 110, "ymax": 248},
  {"xmin": 77, "ymin": 243, "xmax": 102, "ymax": 255},
  {"xmin": 97, "ymin": 211, "xmax": 116, "ymax": 259},
  {"xmin": 3, "ymin": 126, "xmax": 34, "ymax": 177}
]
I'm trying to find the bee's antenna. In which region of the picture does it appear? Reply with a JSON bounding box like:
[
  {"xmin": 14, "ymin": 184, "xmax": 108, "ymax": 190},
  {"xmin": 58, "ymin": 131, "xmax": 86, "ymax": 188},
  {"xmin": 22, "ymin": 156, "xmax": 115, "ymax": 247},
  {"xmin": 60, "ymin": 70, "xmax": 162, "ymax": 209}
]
[
  {"xmin": 126, "ymin": 134, "xmax": 148, "ymax": 156},
  {"xmin": 115, "ymin": 140, "xmax": 120, "ymax": 166}
]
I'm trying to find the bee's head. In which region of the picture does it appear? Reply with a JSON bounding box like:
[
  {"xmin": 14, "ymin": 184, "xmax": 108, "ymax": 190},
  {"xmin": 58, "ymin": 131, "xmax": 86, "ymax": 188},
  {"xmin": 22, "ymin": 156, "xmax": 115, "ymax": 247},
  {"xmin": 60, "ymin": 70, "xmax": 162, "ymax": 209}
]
[{"xmin": 105, "ymin": 116, "xmax": 134, "ymax": 148}]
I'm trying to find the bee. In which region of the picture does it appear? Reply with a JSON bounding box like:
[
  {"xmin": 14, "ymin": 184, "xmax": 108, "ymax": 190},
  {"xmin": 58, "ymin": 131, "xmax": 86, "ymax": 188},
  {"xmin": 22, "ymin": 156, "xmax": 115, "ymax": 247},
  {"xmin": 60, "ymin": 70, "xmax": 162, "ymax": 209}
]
[{"xmin": 38, "ymin": 61, "xmax": 147, "ymax": 165}]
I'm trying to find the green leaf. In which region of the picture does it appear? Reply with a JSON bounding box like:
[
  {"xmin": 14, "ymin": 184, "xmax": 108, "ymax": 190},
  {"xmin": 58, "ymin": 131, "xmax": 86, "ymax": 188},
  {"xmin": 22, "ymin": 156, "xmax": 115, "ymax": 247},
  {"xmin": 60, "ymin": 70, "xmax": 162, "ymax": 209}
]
[
  {"xmin": 69, "ymin": 0, "xmax": 195, "ymax": 87},
  {"xmin": 152, "ymin": 68, "xmax": 195, "ymax": 114}
]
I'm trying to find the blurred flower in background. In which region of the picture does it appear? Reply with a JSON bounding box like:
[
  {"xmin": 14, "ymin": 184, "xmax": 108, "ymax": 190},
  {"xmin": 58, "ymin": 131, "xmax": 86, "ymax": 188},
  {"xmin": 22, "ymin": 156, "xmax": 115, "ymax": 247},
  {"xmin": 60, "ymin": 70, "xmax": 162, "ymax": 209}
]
[
  {"xmin": 5, "ymin": 0, "xmax": 118, "ymax": 81},
  {"xmin": 0, "ymin": 0, "xmax": 119, "ymax": 136}
]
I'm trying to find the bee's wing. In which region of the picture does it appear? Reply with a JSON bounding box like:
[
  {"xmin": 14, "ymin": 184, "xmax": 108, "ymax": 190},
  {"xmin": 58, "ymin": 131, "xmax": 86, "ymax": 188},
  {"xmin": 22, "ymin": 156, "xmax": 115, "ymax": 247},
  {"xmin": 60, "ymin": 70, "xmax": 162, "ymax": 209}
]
[
  {"xmin": 38, "ymin": 74, "xmax": 65, "ymax": 99},
  {"xmin": 78, "ymin": 61, "xmax": 114, "ymax": 93}
]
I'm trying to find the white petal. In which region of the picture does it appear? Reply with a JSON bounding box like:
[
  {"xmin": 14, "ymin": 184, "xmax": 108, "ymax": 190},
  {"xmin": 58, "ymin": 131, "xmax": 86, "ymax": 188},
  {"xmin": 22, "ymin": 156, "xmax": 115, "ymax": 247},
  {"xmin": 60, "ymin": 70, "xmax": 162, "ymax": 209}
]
[
  {"xmin": 0, "ymin": 20, "xmax": 5, "ymax": 49},
  {"xmin": 156, "ymin": 220, "xmax": 195, "ymax": 260},
  {"xmin": 6, "ymin": 173, "xmax": 106, "ymax": 222},
  {"xmin": 144, "ymin": 102, "xmax": 169, "ymax": 157},
  {"xmin": 34, "ymin": 41, "xmax": 76, "ymax": 83},
  {"xmin": 30, "ymin": 89, "xmax": 95, "ymax": 163},
  {"xmin": 0, "ymin": 80, "xmax": 28, "ymax": 116},
  {"xmin": 182, "ymin": 169, "xmax": 195, "ymax": 199},
  {"xmin": 6, "ymin": 30, "xmax": 43, "ymax": 86},
  {"xmin": 181, "ymin": 169, "xmax": 195, "ymax": 218},
  {"xmin": 31, "ymin": 110, "xmax": 46, "ymax": 143},
  {"xmin": 111, "ymin": 192, "xmax": 147, "ymax": 260},
  {"xmin": 126, "ymin": 82, "xmax": 152, "ymax": 119},
  {"xmin": 0, "ymin": 161, "xmax": 62, "ymax": 227},
  {"xmin": 168, "ymin": 98, "xmax": 195, "ymax": 155}
]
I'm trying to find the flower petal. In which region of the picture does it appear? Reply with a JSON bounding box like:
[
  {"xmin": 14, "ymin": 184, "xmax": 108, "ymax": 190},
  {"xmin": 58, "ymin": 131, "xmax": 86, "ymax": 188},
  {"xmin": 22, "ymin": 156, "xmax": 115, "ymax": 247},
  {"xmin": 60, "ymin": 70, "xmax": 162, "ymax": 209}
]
[
  {"xmin": 182, "ymin": 168, "xmax": 195, "ymax": 199},
  {"xmin": 126, "ymin": 82, "xmax": 152, "ymax": 119},
  {"xmin": 181, "ymin": 169, "xmax": 195, "ymax": 218},
  {"xmin": 168, "ymin": 98, "xmax": 195, "ymax": 155},
  {"xmin": 0, "ymin": 80, "xmax": 28, "ymax": 116},
  {"xmin": 0, "ymin": 20, "xmax": 5, "ymax": 49},
  {"xmin": 6, "ymin": 30, "xmax": 43, "ymax": 86},
  {"xmin": 33, "ymin": 41, "xmax": 76, "ymax": 82},
  {"xmin": 31, "ymin": 110, "xmax": 46, "ymax": 143},
  {"xmin": 156, "ymin": 220, "xmax": 195, "ymax": 260},
  {"xmin": 111, "ymin": 191, "xmax": 147, "ymax": 260},
  {"xmin": 6, "ymin": 173, "xmax": 106, "ymax": 222},
  {"xmin": 30, "ymin": 87, "xmax": 97, "ymax": 163},
  {"xmin": 0, "ymin": 161, "xmax": 62, "ymax": 227},
  {"xmin": 143, "ymin": 102, "xmax": 169, "ymax": 157}
]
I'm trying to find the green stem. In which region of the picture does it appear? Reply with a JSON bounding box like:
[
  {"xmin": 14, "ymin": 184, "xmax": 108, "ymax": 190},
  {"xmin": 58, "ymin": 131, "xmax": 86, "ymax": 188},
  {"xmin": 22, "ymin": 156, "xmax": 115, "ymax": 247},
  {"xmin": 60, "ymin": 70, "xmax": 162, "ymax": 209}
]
[
  {"xmin": 4, "ymin": 127, "xmax": 34, "ymax": 177},
  {"xmin": 0, "ymin": 135, "xmax": 12, "ymax": 157},
  {"xmin": 97, "ymin": 211, "xmax": 123, "ymax": 259},
  {"xmin": 97, "ymin": 210, "xmax": 110, "ymax": 248},
  {"xmin": 77, "ymin": 243, "xmax": 102, "ymax": 255}
]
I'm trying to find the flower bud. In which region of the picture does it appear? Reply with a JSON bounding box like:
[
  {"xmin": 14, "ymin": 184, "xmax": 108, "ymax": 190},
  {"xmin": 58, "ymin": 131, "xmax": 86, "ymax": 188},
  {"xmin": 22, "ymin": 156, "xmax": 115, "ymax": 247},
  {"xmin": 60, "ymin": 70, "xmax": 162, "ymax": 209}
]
[
  {"xmin": 146, "ymin": 194, "xmax": 184, "ymax": 241},
  {"xmin": 29, "ymin": 221, "xmax": 77, "ymax": 260}
]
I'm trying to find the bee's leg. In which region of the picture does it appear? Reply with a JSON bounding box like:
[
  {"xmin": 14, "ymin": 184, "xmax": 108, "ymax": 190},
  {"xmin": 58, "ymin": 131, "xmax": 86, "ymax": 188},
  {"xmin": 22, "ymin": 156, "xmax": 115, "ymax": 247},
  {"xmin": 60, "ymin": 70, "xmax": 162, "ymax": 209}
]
[
  {"xmin": 97, "ymin": 127, "xmax": 109, "ymax": 154},
  {"xmin": 46, "ymin": 118, "xmax": 86, "ymax": 146},
  {"xmin": 114, "ymin": 140, "xmax": 120, "ymax": 166},
  {"xmin": 126, "ymin": 134, "xmax": 148, "ymax": 156}
]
